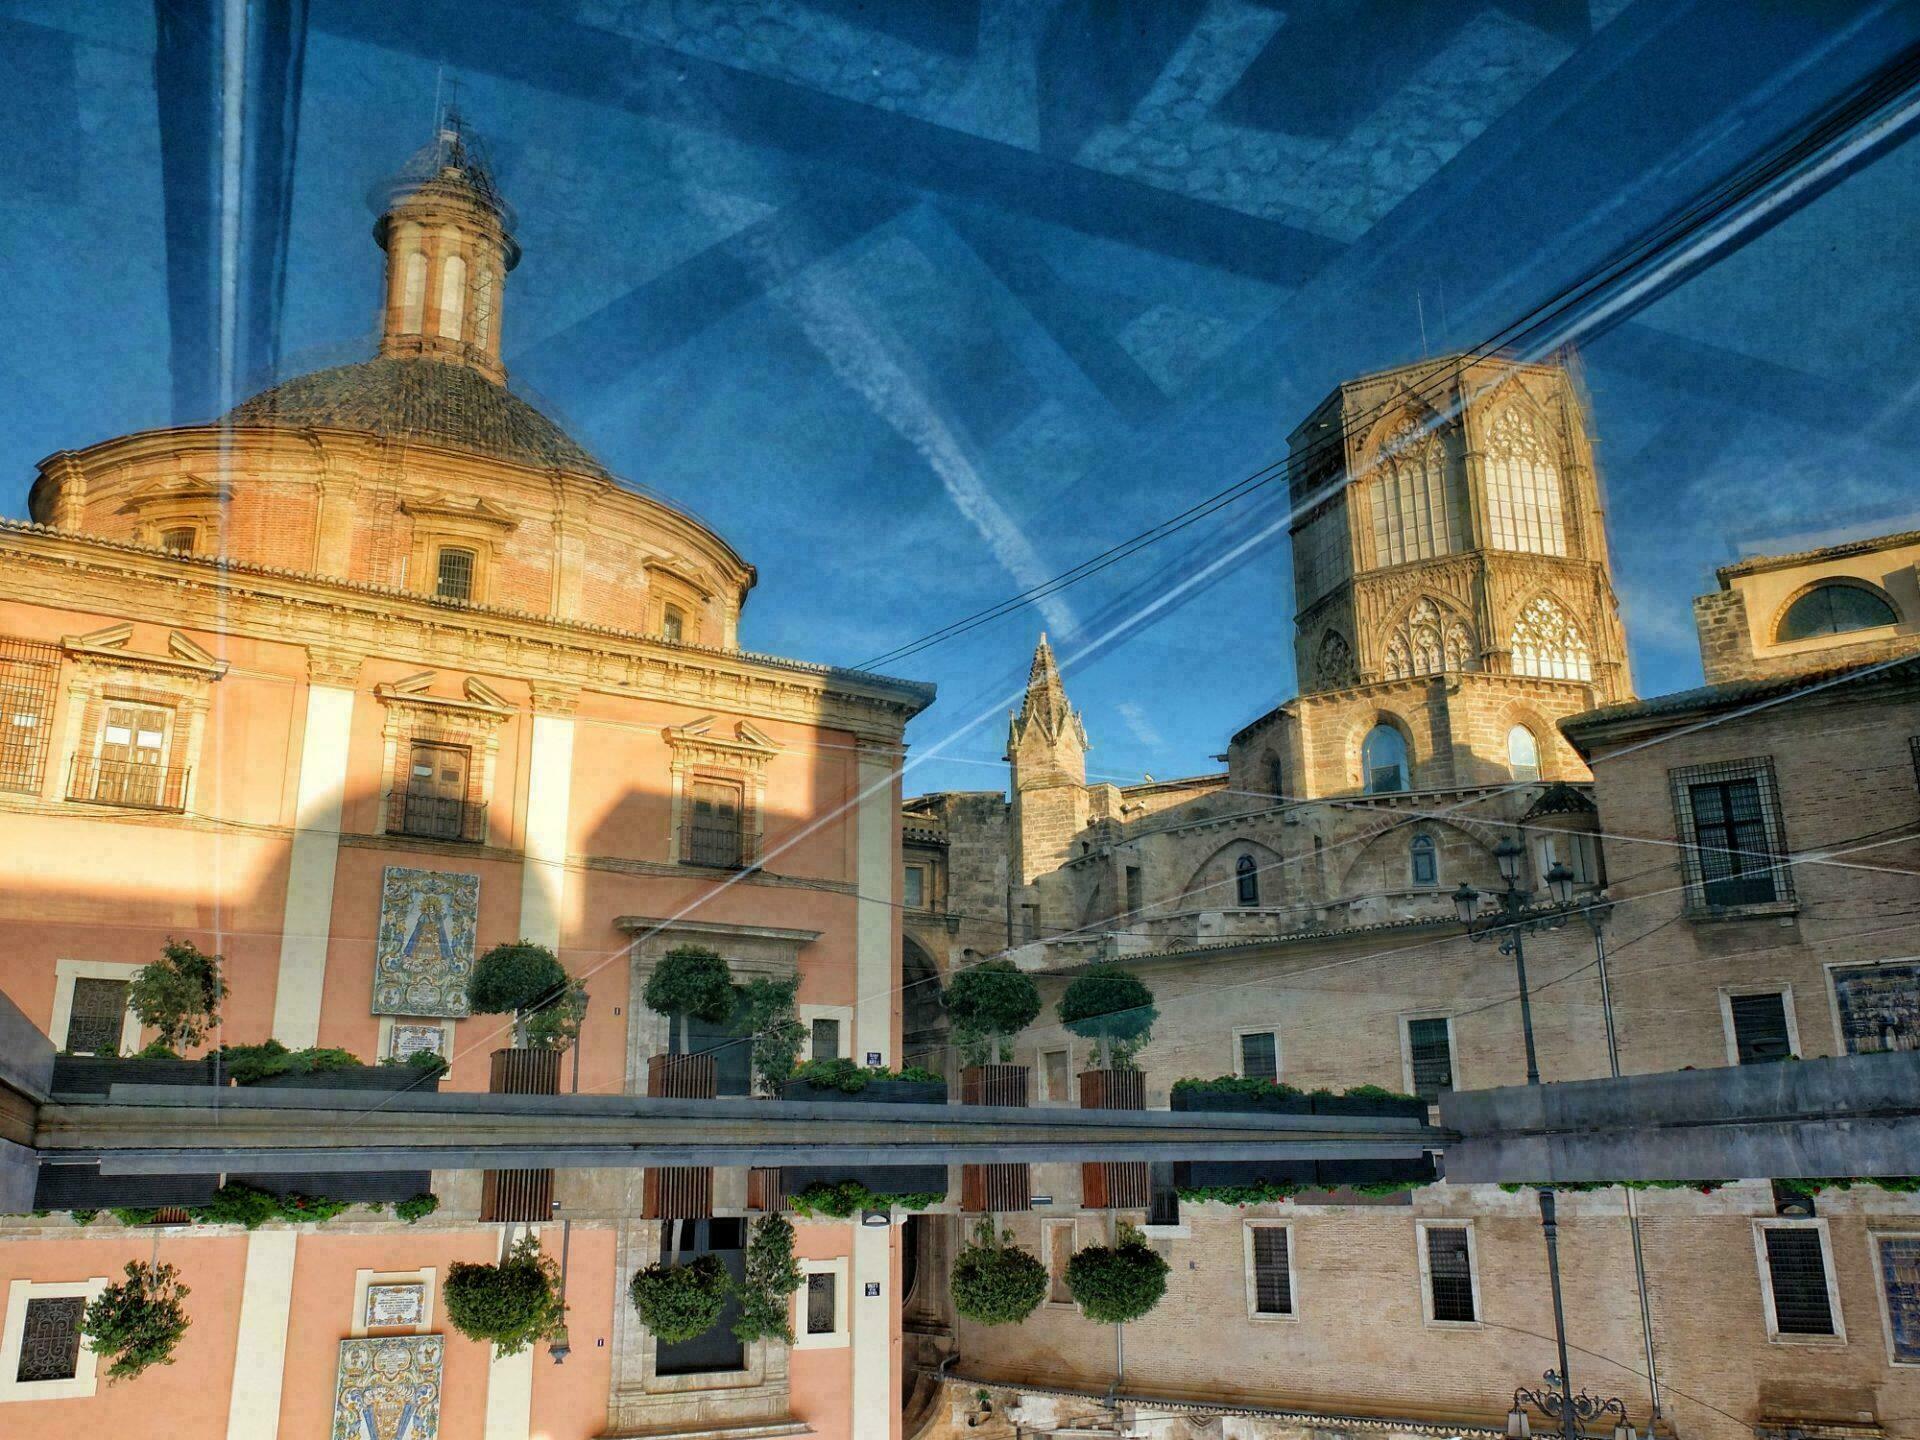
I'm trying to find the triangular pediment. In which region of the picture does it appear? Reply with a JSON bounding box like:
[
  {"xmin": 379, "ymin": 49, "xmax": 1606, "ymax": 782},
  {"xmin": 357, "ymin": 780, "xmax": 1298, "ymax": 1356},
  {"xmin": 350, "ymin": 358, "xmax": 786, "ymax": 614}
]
[
  {"xmin": 398, "ymin": 493, "xmax": 519, "ymax": 529},
  {"xmin": 118, "ymin": 473, "xmax": 232, "ymax": 511}
]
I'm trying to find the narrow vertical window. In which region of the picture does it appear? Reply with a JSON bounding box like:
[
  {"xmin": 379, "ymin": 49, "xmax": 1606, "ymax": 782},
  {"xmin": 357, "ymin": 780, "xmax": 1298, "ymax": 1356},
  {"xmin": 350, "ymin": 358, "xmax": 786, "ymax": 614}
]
[
  {"xmin": 810, "ymin": 1017, "xmax": 840, "ymax": 1062},
  {"xmin": 1249, "ymin": 1226, "xmax": 1293, "ymax": 1317},
  {"xmin": 437, "ymin": 253, "xmax": 468, "ymax": 339},
  {"xmin": 401, "ymin": 250, "xmax": 428, "ymax": 332},
  {"xmin": 1424, "ymin": 1226, "xmax": 1476, "ymax": 1323},
  {"xmin": 687, "ymin": 780, "xmax": 745, "ymax": 868},
  {"xmin": 661, "ymin": 606, "xmax": 685, "ymax": 643},
  {"xmin": 1483, "ymin": 407, "xmax": 1566, "ymax": 556},
  {"xmin": 1406, "ymin": 1017, "xmax": 1453, "ymax": 1101},
  {"xmin": 1508, "ymin": 725, "xmax": 1541, "ymax": 782},
  {"xmin": 471, "ymin": 266, "xmax": 495, "ymax": 349},
  {"xmin": 1363, "ymin": 725, "xmax": 1408, "ymax": 793},
  {"xmin": 1124, "ymin": 865, "xmax": 1143, "ymax": 917},
  {"xmin": 1236, "ymin": 854, "xmax": 1259, "ymax": 906},
  {"xmin": 1266, "ymin": 753, "xmax": 1285, "ymax": 798},
  {"xmin": 1762, "ymin": 1227, "xmax": 1838, "ymax": 1336},
  {"xmin": 1410, "ymin": 832, "xmax": 1438, "ymax": 887},
  {"xmin": 902, "ymin": 866, "xmax": 924, "ymax": 908},
  {"xmin": 805, "ymin": 1273, "xmax": 837, "ymax": 1336}
]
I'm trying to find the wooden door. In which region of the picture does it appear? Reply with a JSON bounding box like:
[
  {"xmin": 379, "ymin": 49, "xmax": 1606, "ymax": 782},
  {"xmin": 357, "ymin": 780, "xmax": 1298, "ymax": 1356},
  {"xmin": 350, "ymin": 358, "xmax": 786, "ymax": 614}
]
[{"xmin": 99, "ymin": 704, "xmax": 166, "ymax": 804}]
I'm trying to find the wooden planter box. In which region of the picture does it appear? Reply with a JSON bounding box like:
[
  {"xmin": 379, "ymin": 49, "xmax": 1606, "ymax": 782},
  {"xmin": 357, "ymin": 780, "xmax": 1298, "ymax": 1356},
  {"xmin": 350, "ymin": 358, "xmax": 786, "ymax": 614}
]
[
  {"xmin": 250, "ymin": 1067, "xmax": 442, "ymax": 1093},
  {"xmin": 481, "ymin": 1168, "xmax": 553, "ymax": 1223},
  {"xmin": 959, "ymin": 1163, "xmax": 1030, "ymax": 1214},
  {"xmin": 644, "ymin": 1166, "xmax": 714, "ymax": 1221},
  {"xmin": 648, "ymin": 1052, "xmax": 718, "ymax": 1099},
  {"xmin": 959, "ymin": 1064, "xmax": 1029, "ymax": 1107},
  {"xmin": 1082, "ymin": 1162, "xmax": 1151, "ymax": 1210},
  {"xmin": 780, "ymin": 1078, "xmax": 948, "ymax": 1106},
  {"xmin": 490, "ymin": 1047, "xmax": 562, "ymax": 1097},
  {"xmin": 1077, "ymin": 1068, "xmax": 1144, "ymax": 1111}
]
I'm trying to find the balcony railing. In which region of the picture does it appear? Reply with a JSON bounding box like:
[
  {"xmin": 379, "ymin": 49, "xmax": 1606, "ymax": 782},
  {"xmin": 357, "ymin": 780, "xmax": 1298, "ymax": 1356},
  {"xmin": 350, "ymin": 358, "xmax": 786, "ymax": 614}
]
[
  {"xmin": 681, "ymin": 819, "xmax": 754, "ymax": 870},
  {"xmin": 67, "ymin": 756, "xmax": 188, "ymax": 812},
  {"xmin": 387, "ymin": 789, "xmax": 488, "ymax": 844}
]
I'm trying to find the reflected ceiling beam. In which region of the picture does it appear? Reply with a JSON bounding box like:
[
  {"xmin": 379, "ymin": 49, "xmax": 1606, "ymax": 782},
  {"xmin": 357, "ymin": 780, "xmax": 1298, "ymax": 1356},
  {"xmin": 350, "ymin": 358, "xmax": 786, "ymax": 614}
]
[
  {"xmin": 310, "ymin": 0, "xmax": 1342, "ymax": 287},
  {"xmin": 513, "ymin": 182, "xmax": 911, "ymax": 405},
  {"xmin": 153, "ymin": 0, "xmax": 307, "ymax": 422}
]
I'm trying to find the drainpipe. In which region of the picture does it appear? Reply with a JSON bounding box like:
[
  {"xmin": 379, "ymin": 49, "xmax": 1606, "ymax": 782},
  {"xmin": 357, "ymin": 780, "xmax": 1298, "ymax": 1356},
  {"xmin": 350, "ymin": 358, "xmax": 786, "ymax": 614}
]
[{"xmin": 1592, "ymin": 915, "xmax": 1664, "ymax": 1432}]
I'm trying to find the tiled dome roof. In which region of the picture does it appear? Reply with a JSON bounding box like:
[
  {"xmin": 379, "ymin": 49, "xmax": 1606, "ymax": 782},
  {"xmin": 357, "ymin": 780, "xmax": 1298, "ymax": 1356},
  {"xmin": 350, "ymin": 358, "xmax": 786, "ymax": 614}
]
[{"xmin": 225, "ymin": 357, "xmax": 608, "ymax": 477}]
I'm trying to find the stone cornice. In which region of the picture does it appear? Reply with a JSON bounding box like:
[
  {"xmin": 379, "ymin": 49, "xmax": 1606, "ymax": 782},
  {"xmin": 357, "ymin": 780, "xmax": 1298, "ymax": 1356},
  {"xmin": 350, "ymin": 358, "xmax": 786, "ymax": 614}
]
[
  {"xmin": 614, "ymin": 915, "xmax": 823, "ymax": 945},
  {"xmin": 0, "ymin": 522, "xmax": 931, "ymax": 737},
  {"xmin": 62, "ymin": 625, "xmax": 229, "ymax": 680}
]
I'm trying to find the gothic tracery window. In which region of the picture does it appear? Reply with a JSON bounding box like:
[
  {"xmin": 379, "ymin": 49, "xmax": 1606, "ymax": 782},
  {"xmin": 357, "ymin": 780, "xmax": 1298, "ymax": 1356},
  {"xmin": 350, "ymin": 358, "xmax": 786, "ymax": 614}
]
[
  {"xmin": 1509, "ymin": 596, "xmax": 1591, "ymax": 681},
  {"xmin": 1369, "ymin": 415, "xmax": 1467, "ymax": 567},
  {"xmin": 1484, "ymin": 406, "xmax": 1567, "ymax": 557},
  {"xmin": 1316, "ymin": 630, "xmax": 1356, "ymax": 688},
  {"xmin": 1382, "ymin": 599, "xmax": 1476, "ymax": 680}
]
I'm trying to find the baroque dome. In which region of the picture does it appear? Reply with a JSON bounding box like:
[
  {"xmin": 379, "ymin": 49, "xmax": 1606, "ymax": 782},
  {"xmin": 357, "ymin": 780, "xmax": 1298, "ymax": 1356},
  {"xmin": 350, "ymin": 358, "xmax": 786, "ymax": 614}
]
[{"xmin": 225, "ymin": 356, "xmax": 609, "ymax": 478}]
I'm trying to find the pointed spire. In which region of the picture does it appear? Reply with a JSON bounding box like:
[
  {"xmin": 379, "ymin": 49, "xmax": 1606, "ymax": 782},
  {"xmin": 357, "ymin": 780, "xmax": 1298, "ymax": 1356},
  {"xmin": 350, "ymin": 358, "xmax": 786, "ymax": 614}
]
[{"xmin": 1007, "ymin": 632, "xmax": 1088, "ymax": 776}]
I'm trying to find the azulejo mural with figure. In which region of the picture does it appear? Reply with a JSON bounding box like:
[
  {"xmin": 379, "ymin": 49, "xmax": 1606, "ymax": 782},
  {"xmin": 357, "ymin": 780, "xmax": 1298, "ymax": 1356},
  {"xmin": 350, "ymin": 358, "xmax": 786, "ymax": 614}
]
[
  {"xmin": 373, "ymin": 866, "xmax": 479, "ymax": 1017},
  {"xmin": 331, "ymin": 1334, "xmax": 442, "ymax": 1440}
]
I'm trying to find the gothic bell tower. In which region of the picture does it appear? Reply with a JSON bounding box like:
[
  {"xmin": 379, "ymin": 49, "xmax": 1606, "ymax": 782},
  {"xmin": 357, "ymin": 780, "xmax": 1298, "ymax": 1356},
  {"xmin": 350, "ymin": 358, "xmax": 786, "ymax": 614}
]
[{"xmin": 1007, "ymin": 634, "xmax": 1092, "ymax": 885}]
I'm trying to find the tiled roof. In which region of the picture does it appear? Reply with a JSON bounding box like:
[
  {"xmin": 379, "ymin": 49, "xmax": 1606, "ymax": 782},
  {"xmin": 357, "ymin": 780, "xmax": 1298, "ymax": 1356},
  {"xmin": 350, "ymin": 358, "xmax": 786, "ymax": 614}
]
[{"xmin": 225, "ymin": 358, "xmax": 609, "ymax": 477}]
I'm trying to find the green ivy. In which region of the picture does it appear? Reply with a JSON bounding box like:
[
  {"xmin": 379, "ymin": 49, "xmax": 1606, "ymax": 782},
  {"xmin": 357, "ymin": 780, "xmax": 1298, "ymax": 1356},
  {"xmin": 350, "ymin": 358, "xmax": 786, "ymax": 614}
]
[
  {"xmin": 1774, "ymin": 1176, "xmax": 1920, "ymax": 1196},
  {"xmin": 110, "ymin": 1207, "xmax": 160, "ymax": 1227},
  {"xmin": 1175, "ymin": 1181, "xmax": 1299, "ymax": 1205},
  {"xmin": 1171, "ymin": 1076, "xmax": 1306, "ymax": 1099},
  {"xmin": 70, "ymin": 1209, "xmax": 99, "ymax": 1226},
  {"xmin": 1497, "ymin": 1180, "xmax": 1728, "ymax": 1194},
  {"xmin": 394, "ymin": 1192, "xmax": 441, "ymax": 1224},
  {"xmin": 786, "ymin": 1179, "xmax": 945, "ymax": 1218},
  {"xmin": 733, "ymin": 1215, "xmax": 803, "ymax": 1345}
]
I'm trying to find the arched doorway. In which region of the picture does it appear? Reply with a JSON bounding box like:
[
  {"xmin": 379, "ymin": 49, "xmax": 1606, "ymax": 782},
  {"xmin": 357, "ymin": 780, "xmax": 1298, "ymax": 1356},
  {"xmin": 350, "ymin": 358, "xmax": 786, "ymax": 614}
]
[{"xmin": 901, "ymin": 935, "xmax": 948, "ymax": 1079}]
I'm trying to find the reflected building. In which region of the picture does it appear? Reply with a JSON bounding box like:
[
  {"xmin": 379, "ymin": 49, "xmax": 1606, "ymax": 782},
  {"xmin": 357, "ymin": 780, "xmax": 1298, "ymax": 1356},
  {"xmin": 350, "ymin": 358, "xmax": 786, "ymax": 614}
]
[
  {"xmin": 0, "ymin": 118, "xmax": 930, "ymax": 1438},
  {"xmin": 900, "ymin": 369, "xmax": 1920, "ymax": 1440}
]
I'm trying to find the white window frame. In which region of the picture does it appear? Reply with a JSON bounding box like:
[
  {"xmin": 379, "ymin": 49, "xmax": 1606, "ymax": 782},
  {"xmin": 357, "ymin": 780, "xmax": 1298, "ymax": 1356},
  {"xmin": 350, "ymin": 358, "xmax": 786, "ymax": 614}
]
[
  {"xmin": 1242, "ymin": 1220, "xmax": 1298, "ymax": 1323},
  {"xmin": 1753, "ymin": 1219, "xmax": 1845, "ymax": 1344},
  {"xmin": 0, "ymin": 1277, "xmax": 110, "ymax": 1403},
  {"xmin": 1719, "ymin": 984, "xmax": 1801, "ymax": 1066},
  {"xmin": 793, "ymin": 1257, "xmax": 849, "ymax": 1350},
  {"xmin": 1399, "ymin": 1013, "xmax": 1456, "ymax": 1102},
  {"xmin": 1231, "ymin": 1027, "xmax": 1281, "ymax": 1083},
  {"xmin": 350, "ymin": 1268, "xmax": 437, "ymax": 1338},
  {"xmin": 1035, "ymin": 1042, "xmax": 1075, "ymax": 1105},
  {"xmin": 50, "ymin": 959, "xmax": 143, "ymax": 1055},
  {"xmin": 798, "ymin": 1005, "xmax": 853, "ymax": 1064},
  {"xmin": 1415, "ymin": 1219, "xmax": 1482, "ymax": 1330},
  {"xmin": 1043, "ymin": 1219, "xmax": 1078, "ymax": 1308},
  {"xmin": 1869, "ymin": 1230, "xmax": 1920, "ymax": 1368}
]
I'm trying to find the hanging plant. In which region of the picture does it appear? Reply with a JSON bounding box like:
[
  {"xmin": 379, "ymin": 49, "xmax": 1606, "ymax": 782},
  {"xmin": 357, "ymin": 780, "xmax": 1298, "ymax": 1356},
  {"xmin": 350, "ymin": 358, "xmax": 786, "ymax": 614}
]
[{"xmin": 83, "ymin": 1261, "xmax": 190, "ymax": 1383}]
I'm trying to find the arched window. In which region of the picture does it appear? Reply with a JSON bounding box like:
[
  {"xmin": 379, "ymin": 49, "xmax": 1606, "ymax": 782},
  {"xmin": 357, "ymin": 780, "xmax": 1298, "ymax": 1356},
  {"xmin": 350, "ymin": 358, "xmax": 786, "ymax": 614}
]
[
  {"xmin": 438, "ymin": 253, "xmax": 468, "ymax": 340},
  {"xmin": 1777, "ymin": 582, "xmax": 1897, "ymax": 641},
  {"xmin": 1484, "ymin": 407, "xmax": 1567, "ymax": 556},
  {"xmin": 1508, "ymin": 724, "xmax": 1541, "ymax": 782},
  {"xmin": 1410, "ymin": 832, "xmax": 1438, "ymax": 887},
  {"xmin": 1362, "ymin": 724, "xmax": 1408, "ymax": 794},
  {"xmin": 1510, "ymin": 596, "xmax": 1591, "ymax": 681},
  {"xmin": 1370, "ymin": 418, "xmax": 1467, "ymax": 566},
  {"xmin": 662, "ymin": 605, "xmax": 685, "ymax": 643},
  {"xmin": 1383, "ymin": 598, "xmax": 1460, "ymax": 680},
  {"xmin": 401, "ymin": 250, "xmax": 428, "ymax": 333},
  {"xmin": 1235, "ymin": 854, "xmax": 1259, "ymax": 907}
]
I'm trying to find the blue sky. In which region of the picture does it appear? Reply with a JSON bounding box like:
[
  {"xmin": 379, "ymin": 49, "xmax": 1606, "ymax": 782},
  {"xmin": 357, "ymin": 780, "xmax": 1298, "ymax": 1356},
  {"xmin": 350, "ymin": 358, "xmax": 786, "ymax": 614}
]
[{"xmin": 3, "ymin": 1, "xmax": 1919, "ymax": 795}]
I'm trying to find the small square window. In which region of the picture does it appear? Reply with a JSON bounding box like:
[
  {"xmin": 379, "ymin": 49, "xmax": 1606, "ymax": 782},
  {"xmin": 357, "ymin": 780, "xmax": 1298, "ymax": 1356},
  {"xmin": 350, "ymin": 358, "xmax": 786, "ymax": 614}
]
[
  {"xmin": 434, "ymin": 547, "xmax": 476, "ymax": 602},
  {"xmin": 1236, "ymin": 1030, "xmax": 1278, "ymax": 1083}
]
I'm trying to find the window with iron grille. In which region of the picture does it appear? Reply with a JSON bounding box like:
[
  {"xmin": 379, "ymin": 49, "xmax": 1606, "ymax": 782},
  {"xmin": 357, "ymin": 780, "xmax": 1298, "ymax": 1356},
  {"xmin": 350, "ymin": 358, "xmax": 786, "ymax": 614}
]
[
  {"xmin": 0, "ymin": 638, "xmax": 58, "ymax": 795},
  {"xmin": 1729, "ymin": 991, "xmax": 1793, "ymax": 1064},
  {"xmin": 1763, "ymin": 1227, "xmax": 1837, "ymax": 1336},
  {"xmin": 398, "ymin": 741, "xmax": 473, "ymax": 841},
  {"xmin": 1668, "ymin": 758, "xmax": 1792, "ymax": 911},
  {"xmin": 804, "ymin": 1272, "xmax": 836, "ymax": 1336},
  {"xmin": 1250, "ymin": 1226, "xmax": 1292, "ymax": 1316},
  {"xmin": 661, "ymin": 605, "xmax": 685, "ymax": 643},
  {"xmin": 1407, "ymin": 1016, "xmax": 1453, "ymax": 1101},
  {"xmin": 1425, "ymin": 1226, "xmax": 1476, "ymax": 1323},
  {"xmin": 1237, "ymin": 1031, "xmax": 1278, "ymax": 1083},
  {"xmin": 684, "ymin": 779, "xmax": 746, "ymax": 868},
  {"xmin": 15, "ymin": 1296, "xmax": 85, "ymax": 1383},
  {"xmin": 158, "ymin": 526, "xmax": 196, "ymax": 553},
  {"xmin": 435, "ymin": 546, "xmax": 476, "ymax": 602},
  {"xmin": 810, "ymin": 1017, "xmax": 840, "ymax": 1062},
  {"xmin": 64, "ymin": 977, "xmax": 129, "ymax": 1056}
]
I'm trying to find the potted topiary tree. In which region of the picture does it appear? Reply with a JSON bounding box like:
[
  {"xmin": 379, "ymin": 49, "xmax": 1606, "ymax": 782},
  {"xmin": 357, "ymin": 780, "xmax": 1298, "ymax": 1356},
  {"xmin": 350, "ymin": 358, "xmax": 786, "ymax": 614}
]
[
  {"xmin": 949, "ymin": 1218, "xmax": 1047, "ymax": 1327},
  {"xmin": 1063, "ymin": 1224, "xmax": 1168, "ymax": 1325},
  {"xmin": 730, "ymin": 1214, "xmax": 803, "ymax": 1345},
  {"xmin": 730, "ymin": 975, "xmax": 804, "ymax": 1098},
  {"xmin": 629, "ymin": 1253, "xmax": 731, "ymax": 1344},
  {"xmin": 1057, "ymin": 963, "xmax": 1156, "ymax": 1109},
  {"xmin": 642, "ymin": 945, "xmax": 737, "ymax": 1098},
  {"xmin": 468, "ymin": 940, "xmax": 575, "ymax": 1095},
  {"xmin": 82, "ymin": 1260, "xmax": 191, "ymax": 1382},
  {"xmin": 55, "ymin": 939, "xmax": 228, "ymax": 1094},
  {"xmin": 946, "ymin": 960, "xmax": 1041, "ymax": 1105},
  {"xmin": 443, "ymin": 1233, "xmax": 564, "ymax": 1356}
]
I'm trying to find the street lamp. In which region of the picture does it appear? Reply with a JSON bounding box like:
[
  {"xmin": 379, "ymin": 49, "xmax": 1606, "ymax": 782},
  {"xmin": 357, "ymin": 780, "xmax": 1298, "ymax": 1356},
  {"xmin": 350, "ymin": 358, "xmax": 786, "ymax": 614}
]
[
  {"xmin": 548, "ymin": 1207, "xmax": 572, "ymax": 1365},
  {"xmin": 1455, "ymin": 838, "xmax": 1616, "ymax": 1440},
  {"xmin": 1507, "ymin": 1371, "xmax": 1632, "ymax": 1440}
]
